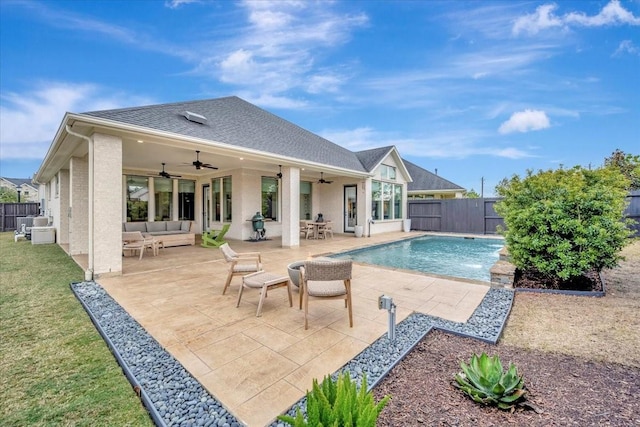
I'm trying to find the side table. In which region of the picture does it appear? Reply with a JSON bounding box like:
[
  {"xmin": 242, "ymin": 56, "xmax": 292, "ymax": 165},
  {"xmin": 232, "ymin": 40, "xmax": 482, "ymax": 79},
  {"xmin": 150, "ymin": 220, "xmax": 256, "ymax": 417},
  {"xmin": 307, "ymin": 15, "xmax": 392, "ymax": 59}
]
[{"xmin": 237, "ymin": 271, "xmax": 292, "ymax": 317}]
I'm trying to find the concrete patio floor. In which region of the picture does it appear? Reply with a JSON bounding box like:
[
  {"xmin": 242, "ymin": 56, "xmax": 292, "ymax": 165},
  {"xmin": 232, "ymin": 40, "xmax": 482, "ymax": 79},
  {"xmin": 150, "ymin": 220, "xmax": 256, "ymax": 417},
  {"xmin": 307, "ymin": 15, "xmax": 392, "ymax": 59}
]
[{"xmin": 86, "ymin": 231, "xmax": 490, "ymax": 426}]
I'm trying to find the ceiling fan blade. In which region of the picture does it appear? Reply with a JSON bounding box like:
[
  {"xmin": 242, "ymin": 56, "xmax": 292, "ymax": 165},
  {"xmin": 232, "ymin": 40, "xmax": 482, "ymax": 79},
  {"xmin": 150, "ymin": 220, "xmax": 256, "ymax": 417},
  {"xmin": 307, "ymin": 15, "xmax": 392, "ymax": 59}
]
[{"xmin": 201, "ymin": 164, "xmax": 218, "ymax": 170}]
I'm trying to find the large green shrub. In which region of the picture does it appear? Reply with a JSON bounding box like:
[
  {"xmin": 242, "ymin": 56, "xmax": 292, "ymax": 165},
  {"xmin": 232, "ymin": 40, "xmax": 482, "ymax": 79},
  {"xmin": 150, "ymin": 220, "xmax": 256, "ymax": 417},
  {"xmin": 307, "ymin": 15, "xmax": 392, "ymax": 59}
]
[
  {"xmin": 495, "ymin": 166, "xmax": 633, "ymax": 280},
  {"xmin": 278, "ymin": 372, "xmax": 390, "ymax": 427}
]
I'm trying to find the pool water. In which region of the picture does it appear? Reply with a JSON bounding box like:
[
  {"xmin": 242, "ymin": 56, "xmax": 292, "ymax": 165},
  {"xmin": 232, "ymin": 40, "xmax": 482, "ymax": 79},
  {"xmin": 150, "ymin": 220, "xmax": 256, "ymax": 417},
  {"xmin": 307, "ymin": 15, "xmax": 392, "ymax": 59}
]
[{"xmin": 332, "ymin": 235, "xmax": 504, "ymax": 282}]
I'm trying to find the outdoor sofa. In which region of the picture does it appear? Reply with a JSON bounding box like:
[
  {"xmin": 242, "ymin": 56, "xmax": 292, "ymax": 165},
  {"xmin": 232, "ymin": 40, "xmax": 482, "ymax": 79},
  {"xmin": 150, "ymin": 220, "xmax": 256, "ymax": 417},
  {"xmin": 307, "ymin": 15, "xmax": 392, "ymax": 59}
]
[{"xmin": 122, "ymin": 221, "xmax": 195, "ymax": 247}]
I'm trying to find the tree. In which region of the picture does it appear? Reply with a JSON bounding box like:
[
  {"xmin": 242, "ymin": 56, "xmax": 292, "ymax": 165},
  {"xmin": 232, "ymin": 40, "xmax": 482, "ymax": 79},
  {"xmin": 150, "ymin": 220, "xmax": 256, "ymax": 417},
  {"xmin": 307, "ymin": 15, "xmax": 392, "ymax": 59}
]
[
  {"xmin": 465, "ymin": 188, "xmax": 480, "ymax": 198},
  {"xmin": 495, "ymin": 166, "xmax": 633, "ymax": 280},
  {"xmin": 604, "ymin": 149, "xmax": 640, "ymax": 190},
  {"xmin": 0, "ymin": 187, "xmax": 18, "ymax": 202}
]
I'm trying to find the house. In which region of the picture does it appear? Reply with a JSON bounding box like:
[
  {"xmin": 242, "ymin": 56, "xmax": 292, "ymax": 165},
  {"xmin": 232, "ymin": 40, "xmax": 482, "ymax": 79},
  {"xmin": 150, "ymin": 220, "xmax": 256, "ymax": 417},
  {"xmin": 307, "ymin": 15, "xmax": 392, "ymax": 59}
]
[
  {"xmin": 33, "ymin": 96, "xmax": 459, "ymax": 278},
  {"xmin": 0, "ymin": 177, "xmax": 39, "ymax": 202},
  {"xmin": 403, "ymin": 160, "xmax": 465, "ymax": 199}
]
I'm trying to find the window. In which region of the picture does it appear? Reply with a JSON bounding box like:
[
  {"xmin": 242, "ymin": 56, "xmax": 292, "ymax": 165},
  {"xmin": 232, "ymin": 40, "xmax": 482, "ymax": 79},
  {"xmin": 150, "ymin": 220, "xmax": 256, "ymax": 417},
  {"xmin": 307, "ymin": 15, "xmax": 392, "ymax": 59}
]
[
  {"xmin": 126, "ymin": 176, "xmax": 149, "ymax": 222},
  {"xmin": 300, "ymin": 181, "xmax": 312, "ymax": 220},
  {"xmin": 262, "ymin": 177, "xmax": 278, "ymax": 220},
  {"xmin": 371, "ymin": 180, "xmax": 403, "ymax": 221},
  {"xmin": 382, "ymin": 183, "xmax": 392, "ymax": 219},
  {"xmin": 154, "ymin": 178, "xmax": 172, "ymax": 221},
  {"xmin": 371, "ymin": 181, "xmax": 381, "ymax": 221},
  {"xmin": 54, "ymin": 173, "xmax": 60, "ymax": 197},
  {"xmin": 213, "ymin": 176, "xmax": 232, "ymax": 222},
  {"xmin": 380, "ymin": 165, "xmax": 396, "ymax": 180},
  {"xmin": 394, "ymin": 184, "xmax": 402, "ymax": 218},
  {"xmin": 178, "ymin": 179, "xmax": 195, "ymax": 220}
]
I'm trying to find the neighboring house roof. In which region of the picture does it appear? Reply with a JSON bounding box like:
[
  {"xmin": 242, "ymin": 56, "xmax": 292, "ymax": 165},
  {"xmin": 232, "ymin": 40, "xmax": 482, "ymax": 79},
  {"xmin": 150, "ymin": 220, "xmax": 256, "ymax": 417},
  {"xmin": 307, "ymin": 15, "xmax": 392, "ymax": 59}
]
[
  {"xmin": 403, "ymin": 159, "xmax": 465, "ymax": 192},
  {"xmin": 0, "ymin": 178, "xmax": 36, "ymax": 188},
  {"xmin": 83, "ymin": 96, "xmax": 368, "ymax": 173}
]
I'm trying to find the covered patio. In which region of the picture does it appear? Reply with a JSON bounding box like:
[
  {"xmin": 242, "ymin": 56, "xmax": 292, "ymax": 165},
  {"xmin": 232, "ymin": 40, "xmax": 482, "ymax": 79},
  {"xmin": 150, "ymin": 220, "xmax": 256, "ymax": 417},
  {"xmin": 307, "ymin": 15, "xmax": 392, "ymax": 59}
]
[{"xmin": 73, "ymin": 231, "xmax": 490, "ymax": 426}]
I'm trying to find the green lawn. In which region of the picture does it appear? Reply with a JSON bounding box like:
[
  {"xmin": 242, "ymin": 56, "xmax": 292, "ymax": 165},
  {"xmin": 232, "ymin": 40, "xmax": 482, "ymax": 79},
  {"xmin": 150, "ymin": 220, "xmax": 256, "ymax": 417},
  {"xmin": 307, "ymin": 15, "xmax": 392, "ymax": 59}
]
[{"xmin": 0, "ymin": 232, "xmax": 153, "ymax": 426}]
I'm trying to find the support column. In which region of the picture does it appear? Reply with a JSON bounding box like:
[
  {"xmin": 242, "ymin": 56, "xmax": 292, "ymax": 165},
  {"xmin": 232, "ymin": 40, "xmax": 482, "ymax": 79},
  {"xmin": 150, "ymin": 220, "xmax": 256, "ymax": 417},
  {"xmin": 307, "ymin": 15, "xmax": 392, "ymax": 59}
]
[
  {"xmin": 58, "ymin": 169, "xmax": 70, "ymax": 245},
  {"xmin": 172, "ymin": 179, "xmax": 179, "ymax": 221},
  {"xmin": 91, "ymin": 133, "xmax": 122, "ymax": 277},
  {"xmin": 69, "ymin": 156, "xmax": 89, "ymax": 255},
  {"xmin": 281, "ymin": 166, "xmax": 300, "ymax": 248}
]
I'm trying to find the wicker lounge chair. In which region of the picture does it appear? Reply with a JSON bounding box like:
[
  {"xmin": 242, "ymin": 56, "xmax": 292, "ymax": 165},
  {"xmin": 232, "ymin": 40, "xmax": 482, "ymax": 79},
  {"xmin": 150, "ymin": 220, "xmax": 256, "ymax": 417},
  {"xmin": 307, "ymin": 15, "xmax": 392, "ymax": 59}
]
[
  {"xmin": 219, "ymin": 243, "xmax": 262, "ymax": 294},
  {"xmin": 299, "ymin": 259, "xmax": 353, "ymax": 330}
]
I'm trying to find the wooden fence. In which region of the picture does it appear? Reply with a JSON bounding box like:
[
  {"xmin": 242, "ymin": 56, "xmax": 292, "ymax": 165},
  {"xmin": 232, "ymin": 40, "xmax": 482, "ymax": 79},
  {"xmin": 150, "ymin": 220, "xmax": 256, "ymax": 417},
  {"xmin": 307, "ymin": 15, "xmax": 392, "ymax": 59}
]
[
  {"xmin": 627, "ymin": 191, "xmax": 640, "ymax": 236},
  {"xmin": 0, "ymin": 203, "xmax": 41, "ymax": 232},
  {"xmin": 407, "ymin": 198, "xmax": 504, "ymax": 234},
  {"xmin": 408, "ymin": 192, "xmax": 640, "ymax": 236}
]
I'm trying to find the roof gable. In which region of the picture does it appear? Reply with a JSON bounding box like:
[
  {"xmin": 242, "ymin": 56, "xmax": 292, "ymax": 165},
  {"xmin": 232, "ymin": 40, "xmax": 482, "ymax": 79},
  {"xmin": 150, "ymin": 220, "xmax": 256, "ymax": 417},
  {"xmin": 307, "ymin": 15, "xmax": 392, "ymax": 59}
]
[{"xmin": 355, "ymin": 146, "xmax": 394, "ymax": 172}]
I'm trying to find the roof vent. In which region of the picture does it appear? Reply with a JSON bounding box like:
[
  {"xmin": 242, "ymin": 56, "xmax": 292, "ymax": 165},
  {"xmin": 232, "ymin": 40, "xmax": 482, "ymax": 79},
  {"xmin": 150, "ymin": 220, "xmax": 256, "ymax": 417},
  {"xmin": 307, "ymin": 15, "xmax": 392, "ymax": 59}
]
[{"xmin": 183, "ymin": 111, "xmax": 207, "ymax": 124}]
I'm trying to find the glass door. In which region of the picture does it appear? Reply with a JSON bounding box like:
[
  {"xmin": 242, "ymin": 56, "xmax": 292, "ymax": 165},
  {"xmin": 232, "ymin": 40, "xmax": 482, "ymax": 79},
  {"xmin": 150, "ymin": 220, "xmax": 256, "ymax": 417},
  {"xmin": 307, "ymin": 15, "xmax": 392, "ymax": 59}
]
[
  {"xmin": 344, "ymin": 185, "xmax": 357, "ymax": 233},
  {"xmin": 202, "ymin": 183, "xmax": 210, "ymax": 231}
]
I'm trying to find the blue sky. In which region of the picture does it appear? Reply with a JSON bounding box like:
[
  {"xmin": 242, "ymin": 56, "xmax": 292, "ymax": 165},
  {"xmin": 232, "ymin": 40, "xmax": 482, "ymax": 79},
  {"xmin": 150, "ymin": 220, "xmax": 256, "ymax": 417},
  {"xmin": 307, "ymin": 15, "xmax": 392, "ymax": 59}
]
[{"xmin": 1, "ymin": 0, "xmax": 638, "ymax": 195}]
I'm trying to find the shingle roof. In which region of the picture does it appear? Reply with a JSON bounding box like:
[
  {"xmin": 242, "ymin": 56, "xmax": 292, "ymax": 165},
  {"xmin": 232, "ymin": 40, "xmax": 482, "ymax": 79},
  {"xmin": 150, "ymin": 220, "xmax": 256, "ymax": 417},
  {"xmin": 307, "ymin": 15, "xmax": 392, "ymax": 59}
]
[
  {"xmin": 403, "ymin": 159, "xmax": 465, "ymax": 191},
  {"xmin": 355, "ymin": 146, "xmax": 395, "ymax": 172},
  {"xmin": 83, "ymin": 96, "xmax": 367, "ymax": 172},
  {"xmin": 1, "ymin": 178, "xmax": 35, "ymax": 187}
]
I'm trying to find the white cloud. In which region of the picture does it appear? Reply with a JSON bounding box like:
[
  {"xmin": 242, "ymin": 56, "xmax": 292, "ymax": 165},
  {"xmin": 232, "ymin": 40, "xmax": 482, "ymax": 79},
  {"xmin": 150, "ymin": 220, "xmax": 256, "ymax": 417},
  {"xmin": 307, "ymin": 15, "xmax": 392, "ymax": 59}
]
[
  {"xmin": 513, "ymin": 1, "xmax": 640, "ymax": 36},
  {"xmin": 306, "ymin": 73, "xmax": 345, "ymax": 94},
  {"xmin": 498, "ymin": 109, "xmax": 551, "ymax": 134},
  {"xmin": 319, "ymin": 127, "xmax": 378, "ymax": 151},
  {"xmin": 165, "ymin": 0, "xmax": 200, "ymax": 9},
  {"xmin": 202, "ymin": 1, "xmax": 368, "ymax": 103},
  {"xmin": 512, "ymin": 4, "xmax": 565, "ymax": 36},
  {"xmin": 565, "ymin": 0, "xmax": 640, "ymax": 27},
  {"xmin": 613, "ymin": 40, "xmax": 640, "ymax": 57},
  {"xmin": 490, "ymin": 147, "xmax": 533, "ymax": 159},
  {"xmin": 0, "ymin": 82, "xmax": 152, "ymax": 159},
  {"xmin": 320, "ymin": 126, "xmax": 536, "ymax": 160}
]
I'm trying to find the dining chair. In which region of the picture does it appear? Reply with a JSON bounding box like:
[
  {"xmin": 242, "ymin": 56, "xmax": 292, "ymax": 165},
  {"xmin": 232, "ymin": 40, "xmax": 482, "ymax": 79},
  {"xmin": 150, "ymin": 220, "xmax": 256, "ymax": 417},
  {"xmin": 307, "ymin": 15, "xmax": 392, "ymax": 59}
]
[
  {"xmin": 318, "ymin": 221, "xmax": 333, "ymax": 239},
  {"xmin": 299, "ymin": 259, "xmax": 353, "ymax": 330},
  {"xmin": 301, "ymin": 221, "xmax": 316, "ymax": 239},
  {"xmin": 219, "ymin": 243, "xmax": 262, "ymax": 294}
]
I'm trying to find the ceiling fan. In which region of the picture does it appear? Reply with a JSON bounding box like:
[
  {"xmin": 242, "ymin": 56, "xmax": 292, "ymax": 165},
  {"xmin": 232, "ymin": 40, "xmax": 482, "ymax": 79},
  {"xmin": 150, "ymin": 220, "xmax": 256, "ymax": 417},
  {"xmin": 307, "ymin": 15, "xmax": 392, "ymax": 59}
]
[
  {"xmin": 157, "ymin": 163, "xmax": 181, "ymax": 179},
  {"xmin": 276, "ymin": 165, "xmax": 283, "ymax": 179},
  {"xmin": 188, "ymin": 150, "xmax": 218, "ymax": 170},
  {"xmin": 317, "ymin": 172, "xmax": 333, "ymax": 184}
]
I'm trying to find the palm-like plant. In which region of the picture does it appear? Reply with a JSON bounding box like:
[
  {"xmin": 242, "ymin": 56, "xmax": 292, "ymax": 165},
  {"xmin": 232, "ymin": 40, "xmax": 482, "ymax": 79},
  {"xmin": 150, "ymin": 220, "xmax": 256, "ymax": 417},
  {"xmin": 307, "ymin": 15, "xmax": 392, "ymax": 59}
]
[
  {"xmin": 278, "ymin": 372, "xmax": 390, "ymax": 426},
  {"xmin": 453, "ymin": 352, "xmax": 526, "ymax": 410}
]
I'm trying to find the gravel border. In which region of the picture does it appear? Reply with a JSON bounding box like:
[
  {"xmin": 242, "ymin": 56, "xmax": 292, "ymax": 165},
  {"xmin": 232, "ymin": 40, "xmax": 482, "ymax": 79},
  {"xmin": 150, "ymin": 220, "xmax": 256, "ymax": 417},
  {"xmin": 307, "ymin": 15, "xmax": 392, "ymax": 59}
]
[{"xmin": 71, "ymin": 281, "xmax": 513, "ymax": 427}]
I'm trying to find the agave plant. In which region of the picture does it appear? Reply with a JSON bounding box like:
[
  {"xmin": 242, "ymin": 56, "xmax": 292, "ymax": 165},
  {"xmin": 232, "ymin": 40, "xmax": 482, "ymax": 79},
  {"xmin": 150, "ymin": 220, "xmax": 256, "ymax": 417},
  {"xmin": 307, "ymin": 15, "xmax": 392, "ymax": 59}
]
[
  {"xmin": 278, "ymin": 372, "xmax": 390, "ymax": 426},
  {"xmin": 453, "ymin": 352, "xmax": 526, "ymax": 410}
]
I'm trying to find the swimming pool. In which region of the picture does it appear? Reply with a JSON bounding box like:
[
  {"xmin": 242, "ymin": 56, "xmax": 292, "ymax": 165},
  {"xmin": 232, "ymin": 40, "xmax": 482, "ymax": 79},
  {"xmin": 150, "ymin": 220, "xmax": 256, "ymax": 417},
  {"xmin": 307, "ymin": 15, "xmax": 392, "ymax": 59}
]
[{"xmin": 332, "ymin": 235, "xmax": 504, "ymax": 282}]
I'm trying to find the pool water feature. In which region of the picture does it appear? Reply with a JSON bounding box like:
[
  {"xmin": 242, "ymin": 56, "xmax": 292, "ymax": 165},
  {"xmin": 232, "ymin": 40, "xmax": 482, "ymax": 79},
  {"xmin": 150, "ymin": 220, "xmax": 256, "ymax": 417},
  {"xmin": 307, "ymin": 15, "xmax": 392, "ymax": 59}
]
[{"xmin": 333, "ymin": 235, "xmax": 504, "ymax": 282}]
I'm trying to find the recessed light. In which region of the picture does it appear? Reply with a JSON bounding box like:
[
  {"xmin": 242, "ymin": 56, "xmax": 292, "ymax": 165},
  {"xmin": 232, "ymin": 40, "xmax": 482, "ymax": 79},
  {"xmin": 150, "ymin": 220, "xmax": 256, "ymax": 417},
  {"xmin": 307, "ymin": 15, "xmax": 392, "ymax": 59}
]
[
  {"xmin": 137, "ymin": 140, "xmax": 144, "ymax": 143},
  {"xmin": 239, "ymin": 157, "xmax": 244, "ymax": 160}
]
